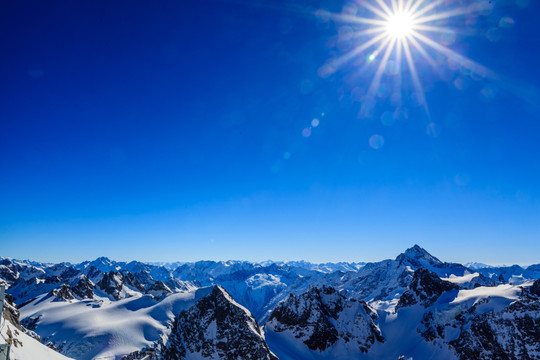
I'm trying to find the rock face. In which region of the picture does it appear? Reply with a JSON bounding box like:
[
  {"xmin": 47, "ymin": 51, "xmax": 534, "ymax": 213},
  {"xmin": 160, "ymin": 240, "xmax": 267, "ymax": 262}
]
[
  {"xmin": 158, "ymin": 286, "xmax": 278, "ymax": 360},
  {"xmin": 96, "ymin": 271, "xmax": 125, "ymax": 300},
  {"xmin": 451, "ymin": 279, "xmax": 540, "ymax": 360},
  {"xmin": 3, "ymin": 293, "xmax": 25, "ymax": 331},
  {"xmin": 530, "ymin": 278, "xmax": 540, "ymax": 296},
  {"xmin": 397, "ymin": 268, "xmax": 459, "ymax": 309},
  {"xmin": 265, "ymin": 286, "xmax": 384, "ymax": 355},
  {"xmin": 147, "ymin": 280, "xmax": 172, "ymax": 299},
  {"xmin": 416, "ymin": 279, "xmax": 540, "ymax": 360},
  {"xmin": 49, "ymin": 284, "xmax": 75, "ymax": 301},
  {"xmin": 71, "ymin": 276, "xmax": 95, "ymax": 299},
  {"xmin": 96, "ymin": 270, "xmax": 146, "ymax": 300}
]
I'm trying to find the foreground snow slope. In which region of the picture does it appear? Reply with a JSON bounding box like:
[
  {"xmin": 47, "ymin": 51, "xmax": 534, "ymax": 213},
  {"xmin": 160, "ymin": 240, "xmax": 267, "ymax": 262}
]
[{"xmin": 0, "ymin": 317, "xmax": 73, "ymax": 360}]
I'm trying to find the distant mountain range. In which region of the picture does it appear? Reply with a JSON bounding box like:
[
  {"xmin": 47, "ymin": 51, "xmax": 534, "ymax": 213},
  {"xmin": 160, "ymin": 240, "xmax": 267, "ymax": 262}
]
[{"xmin": 1, "ymin": 245, "xmax": 538, "ymax": 360}]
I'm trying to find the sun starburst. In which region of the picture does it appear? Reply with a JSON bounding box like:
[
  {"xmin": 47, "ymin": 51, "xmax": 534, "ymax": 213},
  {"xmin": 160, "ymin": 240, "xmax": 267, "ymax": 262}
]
[
  {"xmin": 386, "ymin": 11, "xmax": 415, "ymax": 39},
  {"xmin": 318, "ymin": 0, "xmax": 492, "ymax": 115}
]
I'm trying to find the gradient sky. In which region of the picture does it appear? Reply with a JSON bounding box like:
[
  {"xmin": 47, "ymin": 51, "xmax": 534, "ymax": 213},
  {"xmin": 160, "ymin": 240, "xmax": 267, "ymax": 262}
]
[{"xmin": 1, "ymin": 0, "xmax": 539, "ymax": 265}]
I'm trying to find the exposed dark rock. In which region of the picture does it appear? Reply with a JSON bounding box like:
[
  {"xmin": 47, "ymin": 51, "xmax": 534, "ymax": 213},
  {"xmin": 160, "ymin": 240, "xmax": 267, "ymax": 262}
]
[
  {"xmin": 97, "ymin": 271, "xmax": 125, "ymax": 300},
  {"xmin": 530, "ymin": 278, "xmax": 540, "ymax": 297},
  {"xmin": 49, "ymin": 284, "xmax": 74, "ymax": 301},
  {"xmin": 71, "ymin": 276, "xmax": 95, "ymax": 299},
  {"xmin": 44, "ymin": 275, "xmax": 63, "ymax": 284},
  {"xmin": 159, "ymin": 286, "xmax": 278, "ymax": 360},
  {"xmin": 266, "ymin": 286, "xmax": 384, "ymax": 354},
  {"xmin": 21, "ymin": 315, "xmax": 42, "ymax": 332},
  {"xmin": 147, "ymin": 280, "xmax": 172, "ymax": 299},
  {"xmin": 397, "ymin": 268, "xmax": 459, "ymax": 310},
  {"xmin": 420, "ymin": 283, "xmax": 540, "ymax": 360},
  {"xmin": 0, "ymin": 264, "xmax": 18, "ymax": 285},
  {"xmin": 2, "ymin": 293, "xmax": 25, "ymax": 331},
  {"xmin": 122, "ymin": 271, "xmax": 146, "ymax": 292}
]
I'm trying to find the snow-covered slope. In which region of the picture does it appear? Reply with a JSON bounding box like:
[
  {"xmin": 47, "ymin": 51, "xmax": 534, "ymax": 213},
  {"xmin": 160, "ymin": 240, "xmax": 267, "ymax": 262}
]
[
  {"xmin": 1, "ymin": 318, "xmax": 74, "ymax": 360},
  {"xmin": 18, "ymin": 289, "xmax": 203, "ymax": 360},
  {"xmin": 17, "ymin": 284, "xmax": 280, "ymax": 360},
  {"xmin": 1, "ymin": 294, "xmax": 74, "ymax": 360}
]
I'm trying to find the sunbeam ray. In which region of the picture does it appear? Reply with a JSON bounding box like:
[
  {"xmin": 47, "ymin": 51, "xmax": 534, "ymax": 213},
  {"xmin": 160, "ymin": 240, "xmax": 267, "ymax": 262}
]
[
  {"xmin": 405, "ymin": 0, "xmax": 425, "ymax": 14},
  {"xmin": 412, "ymin": 0, "xmax": 445, "ymax": 20},
  {"xmin": 402, "ymin": 39, "xmax": 429, "ymax": 115},
  {"xmin": 328, "ymin": 12, "xmax": 387, "ymax": 26},
  {"xmin": 329, "ymin": 32, "xmax": 388, "ymax": 70},
  {"xmin": 412, "ymin": 30, "xmax": 493, "ymax": 77},
  {"xmin": 373, "ymin": 0, "xmax": 394, "ymax": 17},
  {"xmin": 368, "ymin": 37, "xmax": 397, "ymax": 98},
  {"xmin": 414, "ymin": 8, "xmax": 471, "ymax": 24},
  {"xmin": 391, "ymin": 0, "xmax": 399, "ymax": 14},
  {"xmin": 360, "ymin": 1, "xmax": 391, "ymax": 21},
  {"xmin": 413, "ymin": 24, "xmax": 457, "ymax": 35},
  {"xmin": 336, "ymin": 27, "xmax": 387, "ymax": 43},
  {"xmin": 408, "ymin": 35, "xmax": 437, "ymax": 69}
]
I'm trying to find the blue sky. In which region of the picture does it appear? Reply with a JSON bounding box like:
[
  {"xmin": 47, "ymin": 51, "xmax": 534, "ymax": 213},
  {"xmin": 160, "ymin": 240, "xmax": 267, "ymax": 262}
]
[{"xmin": 1, "ymin": 0, "xmax": 539, "ymax": 265}]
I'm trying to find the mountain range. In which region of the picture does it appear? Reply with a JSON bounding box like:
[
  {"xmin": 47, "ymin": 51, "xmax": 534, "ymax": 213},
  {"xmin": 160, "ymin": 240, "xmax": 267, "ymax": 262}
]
[{"xmin": 0, "ymin": 245, "xmax": 538, "ymax": 360}]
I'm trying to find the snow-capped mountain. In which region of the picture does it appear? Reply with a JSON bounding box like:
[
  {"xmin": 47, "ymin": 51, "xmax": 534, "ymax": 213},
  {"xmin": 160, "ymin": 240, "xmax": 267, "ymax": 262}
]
[
  {"xmin": 264, "ymin": 286, "xmax": 384, "ymax": 358},
  {"xmin": 419, "ymin": 278, "xmax": 540, "ymax": 359},
  {"xmin": 171, "ymin": 261, "xmax": 327, "ymax": 321},
  {"xmin": 1, "ymin": 245, "xmax": 539, "ymax": 360},
  {"xmin": 313, "ymin": 245, "xmax": 496, "ymax": 314},
  {"xmin": 265, "ymin": 269, "xmax": 539, "ymax": 360},
  {"xmin": 258, "ymin": 260, "xmax": 366, "ymax": 274},
  {"xmin": 156, "ymin": 286, "xmax": 277, "ymax": 360}
]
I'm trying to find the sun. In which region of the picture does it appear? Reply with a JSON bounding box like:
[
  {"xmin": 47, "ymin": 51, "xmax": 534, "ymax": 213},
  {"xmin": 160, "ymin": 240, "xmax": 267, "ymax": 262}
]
[
  {"xmin": 318, "ymin": 0, "xmax": 490, "ymax": 114},
  {"xmin": 386, "ymin": 11, "xmax": 414, "ymax": 39}
]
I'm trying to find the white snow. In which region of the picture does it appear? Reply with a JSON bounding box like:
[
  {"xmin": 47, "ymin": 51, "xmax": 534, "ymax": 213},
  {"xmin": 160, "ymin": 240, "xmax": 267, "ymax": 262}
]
[
  {"xmin": 18, "ymin": 290, "xmax": 208, "ymax": 360},
  {"xmin": 450, "ymin": 283, "xmax": 524, "ymax": 305},
  {"xmin": 0, "ymin": 317, "xmax": 73, "ymax": 360},
  {"xmin": 441, "ymin": 272, "xmax": 480, "ymax": 284}
]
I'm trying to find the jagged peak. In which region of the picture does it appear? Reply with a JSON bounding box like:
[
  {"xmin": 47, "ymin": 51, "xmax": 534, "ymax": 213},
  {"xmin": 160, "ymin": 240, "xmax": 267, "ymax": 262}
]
[
  {"xmin": 209, "ymin": 284, "xmax": 241, "ymax": 306},
  {"xmin": 92, "ymin": 256, "xmax": 113, "ymax": 264},
  {"xmin": 211, "ymin": 284, "xmax": 228, "ymax": 297},
  {"xmin": 397, "ymin": 245, "xmax": 442, "ymax": 265},
  {"xmin": 192, "ymin": 284, "xmax": 236, "ymax": 304}
]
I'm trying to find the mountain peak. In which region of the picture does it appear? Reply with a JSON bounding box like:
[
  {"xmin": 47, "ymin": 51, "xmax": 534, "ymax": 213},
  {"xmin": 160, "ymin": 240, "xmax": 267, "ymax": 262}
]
[
  {"xmin": 159, "ymin": 284, "xmax": 277, "ymax": 360},
  {"xmin": 398, "ymin": 245, "xmax": 441, "ymax": 265},
  {"xmin": 93, "ymin": 256, "xmax": 112, "ymax": 264}
]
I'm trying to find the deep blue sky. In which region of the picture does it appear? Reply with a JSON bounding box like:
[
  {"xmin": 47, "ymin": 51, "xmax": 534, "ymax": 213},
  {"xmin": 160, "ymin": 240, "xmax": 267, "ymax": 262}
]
[{"xmin": 1, "ymin": 0, "xmax": 539, "ymax": 265}]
